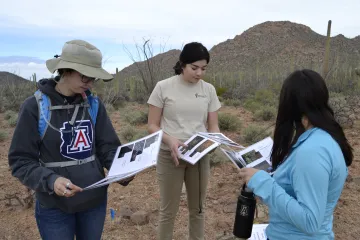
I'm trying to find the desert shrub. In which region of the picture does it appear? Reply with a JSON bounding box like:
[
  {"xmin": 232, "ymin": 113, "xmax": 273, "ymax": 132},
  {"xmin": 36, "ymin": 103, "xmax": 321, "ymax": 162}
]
[
  {"xmin": 243, "ymin": 99, "xmax": 263, "ymax": 112},
  {"xmin": 4, "ymin": 110, "xmax": 16, "ymax": 120},
  {"xmin": 8, "ymin": 115, "xmax": 18, "ymax": 127},
  {"xmin": 0, "ymin": 82, "xmax": 34, "ymax": 112},
  {"xmin": 119, "ymin": 125, "xmax": 136, "ymax": 142},
  {"xmin": 218, "ymin": 113, "xmax": 242, "ymax": 131},
  {"xmin": 328, "ymin": 93, "xmax": 359, "ymax": 128},
  {"xmin": 216, "ymin": 87, "xmax": 227, "ymax": 97},
  {"xmin": 254, "ymin": 106, "xmax": 277, "ymax": 121},
  {"xmin": 105, "ymin": 103, "xmax": 115, "ymax": 113},
  {"xmin": 0, "ymin": 130, "xmax": 7, "ymax": 142},
  {"xmin": 224, "ymin": 99, "xmax": 241, "ymax": 107},
  {"xmin": 209, "ymin": 148, "xmax": 229, "ymax": 167},
  {"xmin": 243, "ymin": 124, "xmax": 271, "ymax": 145},
  {"xmin": 243, "ymin": 89, "xmax": 278, "ymax": 113},
  {"xmin": 133, "ymin": 129, "xmax": 149, "ymax": 140},
  {"xmin": 124, "ymin": 111, "xmax": 148, "ymax": 125}
]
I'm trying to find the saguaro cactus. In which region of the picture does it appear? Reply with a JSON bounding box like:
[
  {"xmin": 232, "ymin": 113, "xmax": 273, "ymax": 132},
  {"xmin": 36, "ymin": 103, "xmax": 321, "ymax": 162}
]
[
  {"xmin": 323, "ymin": 20, "xmax": 332, "ymax": 79},
  {"xmin": 32, "ymin": 73, "xmax": 37, "ymax": 90}
]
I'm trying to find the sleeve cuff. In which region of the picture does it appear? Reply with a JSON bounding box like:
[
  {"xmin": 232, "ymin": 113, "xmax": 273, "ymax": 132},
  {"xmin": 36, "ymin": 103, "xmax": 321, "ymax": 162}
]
[
  {"xmin": 248, "ymin": 170, "xmax": 273, "ymax": 191},
  {"xmin": 47, "ymin": 174, "xmax": 60, "ymax": 194}
]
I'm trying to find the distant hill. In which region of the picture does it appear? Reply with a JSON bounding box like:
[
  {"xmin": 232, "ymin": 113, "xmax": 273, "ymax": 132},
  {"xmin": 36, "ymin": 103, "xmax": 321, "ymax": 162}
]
[
  {"xmin": 208, "ymin": 21, "xmax": 360, "ymax": 74},
  {"xmin": 0, "ymin": 71, "xmax": 30, "ymax": 85},
  {"xmin": 117, "ymin": 21, "xmax": 360, "ymax": 83}
]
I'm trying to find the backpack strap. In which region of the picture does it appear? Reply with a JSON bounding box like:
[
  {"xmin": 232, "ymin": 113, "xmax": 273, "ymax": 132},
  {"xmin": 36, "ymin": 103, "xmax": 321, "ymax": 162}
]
[
  {"xmin": 34, "ymin": 90, "xmax": 99, "ymax": 139},
  {"xmin": 34, "ymin": 90, "xmax": 51, "ymax": 140},
  {"xmin": 87, "ymin": 94, "xmax": 99, "ymax": 126}
]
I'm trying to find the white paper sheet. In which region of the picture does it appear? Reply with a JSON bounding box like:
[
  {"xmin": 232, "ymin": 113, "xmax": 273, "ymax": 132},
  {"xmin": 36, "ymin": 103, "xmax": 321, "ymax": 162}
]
[
  {"xmin": 83, "ymin": 130, "xmax": 163, "ymax": 190},
  {"xmin": 249, "ymin": 224, "xmax": 268, "ymax": 240}
]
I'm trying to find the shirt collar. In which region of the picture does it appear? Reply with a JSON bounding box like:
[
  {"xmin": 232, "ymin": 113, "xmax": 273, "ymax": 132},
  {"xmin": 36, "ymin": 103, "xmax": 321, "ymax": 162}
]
[{"xmin": 292, "ymin": 127, "xmax": 318, "ymax": 149}]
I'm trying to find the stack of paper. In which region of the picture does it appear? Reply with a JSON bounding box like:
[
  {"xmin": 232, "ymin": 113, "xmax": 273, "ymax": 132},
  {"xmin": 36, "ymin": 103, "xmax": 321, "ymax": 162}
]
[
  {"xmin": 84, "ymin": 130, "xmax": 163, "ymax": 190},
  {"xmin": 221, "ymin": 137, "xmax": 273, "ymax": 170},
  {"xmin": 178, "ymin": 132, "xmax": 244, "ymax": 165},
  {"xmin": 249, "ymin": 224, "xmax": 268, "ymax": 240}
]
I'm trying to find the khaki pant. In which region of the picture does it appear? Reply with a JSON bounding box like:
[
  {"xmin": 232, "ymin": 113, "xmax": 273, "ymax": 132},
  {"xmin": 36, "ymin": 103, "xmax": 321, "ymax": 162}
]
[{"xmin": 156, "ymin": 149, "xmax": 211, "ymax": 240}]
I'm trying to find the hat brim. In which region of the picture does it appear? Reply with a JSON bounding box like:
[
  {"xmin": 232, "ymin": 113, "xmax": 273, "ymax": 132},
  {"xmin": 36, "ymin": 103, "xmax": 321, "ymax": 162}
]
[{"xmin": 46, "ymin": 58, "xmax": 114, "ymax": 81}]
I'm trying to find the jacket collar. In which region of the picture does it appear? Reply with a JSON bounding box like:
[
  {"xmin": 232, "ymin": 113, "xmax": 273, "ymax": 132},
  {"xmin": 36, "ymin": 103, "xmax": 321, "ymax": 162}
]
[{"xmin": 292, "ymin": 127, "xmax": 318, "ymax": 149}]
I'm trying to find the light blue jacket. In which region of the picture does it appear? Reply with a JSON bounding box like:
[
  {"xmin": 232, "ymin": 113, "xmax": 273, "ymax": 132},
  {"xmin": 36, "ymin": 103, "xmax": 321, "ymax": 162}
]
[{"xmin": 248, "ymin": 127, "xmax": 348, "ymax": 240}]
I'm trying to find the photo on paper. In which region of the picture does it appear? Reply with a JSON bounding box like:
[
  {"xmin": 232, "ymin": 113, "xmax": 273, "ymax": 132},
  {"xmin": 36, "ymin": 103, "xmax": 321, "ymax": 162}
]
[
  {"xmin": 130, "ymin": 140, "xmax": 145, "ymax": 162},
  {"xmin": 181, "ymin": 135, "xmax": 205, "ymax": 154},
  {"xmin": 144, "ymin": 133, "xmax": 160, "ymax": 151},
  {"xmin": 221, "ymin": 148, "xmax": 246, "ymax": 168},
  {"xmin": 252, "ymin": 160, "xmax": 271, "ymax": 171},
  {"xmin": 189, "ymin": 140, "xmax": 215, "ymax": 157},
  {"xmin": 241, "ymin": 150, "xmax": 263, "ymax": 165}
]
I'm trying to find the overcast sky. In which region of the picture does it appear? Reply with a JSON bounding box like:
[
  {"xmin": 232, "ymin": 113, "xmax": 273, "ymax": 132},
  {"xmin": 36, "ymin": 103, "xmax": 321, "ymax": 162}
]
[{"xmin": 0, "ymin": 0, "xmax": 359, "ymax": 80}]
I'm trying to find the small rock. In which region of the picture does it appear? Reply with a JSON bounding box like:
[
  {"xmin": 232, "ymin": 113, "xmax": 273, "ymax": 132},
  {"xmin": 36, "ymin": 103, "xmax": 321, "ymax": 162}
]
[
  {"xmin": 119, "ymin": 196, "xmax": 125, "ymax": 200},
  {"xmin": 223, "ymin": 203, "xmax": 237, "ymax": 213},
  {"xmin": 130, "ymin": 210, "xmax": 149, "ymax": 225},
  {"xmin": 213, "ymin": 200, "xmax": 219, "ymax": 205},
  {"xmin": 119, "ymin": 206, "xmax": 133, "ymax": 219},
  {"xmin": 353, "ymin": 176, "xmax": 360, "ymax": 185}
]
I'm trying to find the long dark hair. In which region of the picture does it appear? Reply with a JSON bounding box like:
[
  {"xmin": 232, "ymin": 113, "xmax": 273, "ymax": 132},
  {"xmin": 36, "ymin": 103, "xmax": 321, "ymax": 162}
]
[
  {"xmin": 173, "ymin": 42, "xmax": 210, "ymax": 75},
  {"xmin": 271, "ymin": 69, "xmax": 353, "ymax": 170}
]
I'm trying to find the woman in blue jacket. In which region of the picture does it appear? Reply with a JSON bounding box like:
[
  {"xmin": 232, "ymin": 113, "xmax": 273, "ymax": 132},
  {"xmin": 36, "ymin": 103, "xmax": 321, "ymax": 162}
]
[{"xmin": 239, "ymin": 69, "xmax": 353, "ymax": 240}]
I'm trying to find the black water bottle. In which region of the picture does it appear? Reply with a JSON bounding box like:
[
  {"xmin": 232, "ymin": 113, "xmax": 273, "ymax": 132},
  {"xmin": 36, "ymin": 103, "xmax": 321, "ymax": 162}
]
[{"xmin": 233, "ymin": 184, "xmax": 256, "ymax": 238}]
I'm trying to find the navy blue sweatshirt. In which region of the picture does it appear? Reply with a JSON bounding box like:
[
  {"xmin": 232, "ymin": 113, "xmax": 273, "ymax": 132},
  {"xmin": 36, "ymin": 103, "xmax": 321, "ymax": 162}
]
[{"xmin": 8, "ymin": 79, "xmax": 120, "ymax": 213}]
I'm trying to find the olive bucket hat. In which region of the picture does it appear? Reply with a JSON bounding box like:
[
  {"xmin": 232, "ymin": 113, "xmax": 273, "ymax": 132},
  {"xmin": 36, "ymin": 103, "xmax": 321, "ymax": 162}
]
[{"xmin": 46, "ymin": 39, "xmax": 113, "ymax": 81}]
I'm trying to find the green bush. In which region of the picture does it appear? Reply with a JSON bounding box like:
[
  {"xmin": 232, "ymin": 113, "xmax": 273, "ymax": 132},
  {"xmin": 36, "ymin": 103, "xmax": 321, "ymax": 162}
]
[
  {"xmin": 243, "ymin": 99, "xmax": 263, "ymax": 112},
  {"xmin": 8, "ymin": 115, "xmax": 18, "ymax": 127},
  {"xmin": 119, "ymin": 125, "xmax": 136, "ymax": 142},
  {"xmin": 209, "ymin": 148, "xmax": 228, "ymax": 167},
  {"xmin": 243, "ymin": 124, "xmax": 271, "ymax": 144},
  {"xmin": 0, "ymin": 130, "xmax": 7, "ymax": 142},
  {"xmin": 254, "ymin": 106, "xmax": 276, "ymax": 121},
  {"xmin": 133, "ymin": 129, "xmax": 149, "ymax": 140},
  {"xmin": 216, "ymin": 87, "xmax": 227, "ymax": 97},
  {"xmin": 4, "ymin": 110, "xmax": 16, "ymax": 120},
  {"xmin": 124, "ymin": 111, "xmax": 148, "ymax": 125},
  {"xmin": 243, "ymin": 89, "xmax": 278, "ymax": 113},
  {"xmin": 218, "ymin": 113, "xmax": 242, "ymax": 131},
  {"xmin": 224, "ymin": 99, "xmax": 241, "ymax": 107}
]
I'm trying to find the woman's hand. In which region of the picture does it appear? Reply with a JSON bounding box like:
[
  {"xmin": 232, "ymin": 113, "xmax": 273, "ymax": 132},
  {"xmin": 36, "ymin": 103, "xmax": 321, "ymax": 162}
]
[
  {"xmin": 54, "ymin": 177, "xmax": 83, "ymax": 197},
  {"xmin": 238, "ymin": 168, "xmax": 259, "ymax": 185},
  {"xmin": 167, "ymin": 137, "xmax": 187, "ymax": 166}
]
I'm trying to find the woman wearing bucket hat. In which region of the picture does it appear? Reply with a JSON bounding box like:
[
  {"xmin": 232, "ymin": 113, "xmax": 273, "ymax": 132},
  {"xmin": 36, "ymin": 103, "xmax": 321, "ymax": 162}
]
[{"xmin": 8, "ymin": 40, "xmax": 133, "ymax": 240}]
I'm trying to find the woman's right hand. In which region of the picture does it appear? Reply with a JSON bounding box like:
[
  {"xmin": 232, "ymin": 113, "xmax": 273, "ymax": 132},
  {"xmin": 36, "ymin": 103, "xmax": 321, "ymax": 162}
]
[
  {"xmin": 167, "ymin": 137, "xmax": 187, "ymax": 166},
  {"xmin": 54, "ymin": 177, "xmax": 83, "ymax": 198}
]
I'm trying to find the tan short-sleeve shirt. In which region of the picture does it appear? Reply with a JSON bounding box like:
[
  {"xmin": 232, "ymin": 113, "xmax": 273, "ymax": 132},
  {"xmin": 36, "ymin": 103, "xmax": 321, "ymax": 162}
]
[{"xmin": 147, "ymin": 75, "xmax": 221, "ymax": 150}]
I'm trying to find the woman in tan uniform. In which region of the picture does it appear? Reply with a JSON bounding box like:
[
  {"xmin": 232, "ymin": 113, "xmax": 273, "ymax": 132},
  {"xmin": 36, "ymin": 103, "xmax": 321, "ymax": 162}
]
[{"xmin": 147, "ymin": 42, "xmax": 221, "ymax": 240}]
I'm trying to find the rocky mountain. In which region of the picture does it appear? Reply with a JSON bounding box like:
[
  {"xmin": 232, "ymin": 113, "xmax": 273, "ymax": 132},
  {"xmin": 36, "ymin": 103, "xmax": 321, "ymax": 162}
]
[
  {"xmin": 117, "ymin": 21, "xmax": 360, "ymax": 82},
  {"xmin": 208, "ymin": 21, "xmax": 360, "ymax": 74}
]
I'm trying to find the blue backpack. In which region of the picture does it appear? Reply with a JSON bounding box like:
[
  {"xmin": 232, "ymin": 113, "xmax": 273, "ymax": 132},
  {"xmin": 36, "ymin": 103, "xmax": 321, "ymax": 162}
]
[{"xmin": 34, "ymin": 89, "xmax": 99, "ymax": 139}]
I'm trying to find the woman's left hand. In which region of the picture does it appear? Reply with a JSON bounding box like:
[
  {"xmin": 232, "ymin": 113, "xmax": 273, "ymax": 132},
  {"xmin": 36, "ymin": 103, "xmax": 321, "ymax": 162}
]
[{"xmin": 239, "ymin": 168, "xmax": 259, "ymax": 185}]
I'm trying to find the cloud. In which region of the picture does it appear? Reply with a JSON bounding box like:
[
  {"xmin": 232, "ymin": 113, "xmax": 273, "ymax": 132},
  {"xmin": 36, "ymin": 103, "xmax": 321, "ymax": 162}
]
[
  {"xmin": 0, "ymin": 62, "xmax": 50, "ymax": 80},
  {"xmin": 0, "ymin": 56, "xmax": 45, "ymax": 64},
  {"xmin": 1, "ymin": 0, "xmax": 359, "ymax": 47},
  {"xmin": 1, "ymin": 0, "xmax": 359, "ymax": 79},
  {"xmin": 0, "ymin": 58, "xmax": 128, "ymax": 80}
]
